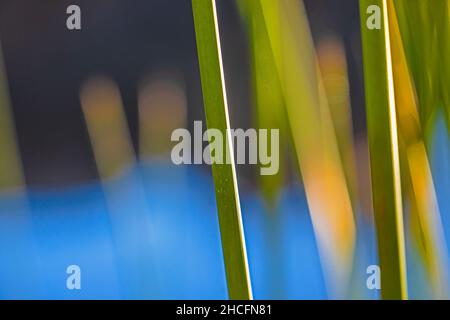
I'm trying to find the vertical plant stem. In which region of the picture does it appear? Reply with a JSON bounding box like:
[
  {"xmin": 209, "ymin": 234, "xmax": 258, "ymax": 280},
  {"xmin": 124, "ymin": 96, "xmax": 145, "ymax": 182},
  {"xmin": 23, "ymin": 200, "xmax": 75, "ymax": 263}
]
[
  {"xmin": 387, "ymin": 0, "xmax": 449, "ymax": 298},
  {"xmin": 238, "ymin": 0, "xmax": 287, "ymax": 208},
  {"xmin": 191, "ymin": 0, "xmax": 252, "ymax": 300},
  {"xmin": 359, "ymin": 0, "xmax": 408, "ymax": 299}
]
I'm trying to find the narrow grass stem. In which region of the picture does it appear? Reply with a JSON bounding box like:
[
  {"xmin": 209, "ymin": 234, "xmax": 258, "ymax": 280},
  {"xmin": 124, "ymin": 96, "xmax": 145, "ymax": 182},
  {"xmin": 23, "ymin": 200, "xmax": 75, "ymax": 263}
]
[
  {"xmin": 191, "ymin": 0, "xmax": 252, "ymax": 300},
  {"xmin": 359, "ymin": 0, "xmax": 408, "ymax": 299}
]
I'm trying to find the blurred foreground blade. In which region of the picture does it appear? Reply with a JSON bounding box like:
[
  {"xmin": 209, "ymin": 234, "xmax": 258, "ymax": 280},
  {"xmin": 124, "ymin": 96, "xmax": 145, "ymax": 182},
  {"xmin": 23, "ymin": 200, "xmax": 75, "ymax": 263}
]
[
  {"xmin": 80, "ymin": 77, "xmax": 135, "ymax": 178},
  {"xmin": 138, "ymin": 74, "xmax": 187, "ymax": 159},
  {"xmin": 238, "ymin": 0, "xmax": 288, "ymax": 208},
  {"xmin": 81, "ymin": 77, "xmax": 156, "ymax": 298},
  {"xmin": 0, "ymin": 45, "xmax": 23, "ymax": 188},
  {"xmin": 387, "ymin": 1, "xmax": 449, "ymax": 299},
  {"xmin": 259, "ymin": 0, "xmax": 356, "ymax": 297}
]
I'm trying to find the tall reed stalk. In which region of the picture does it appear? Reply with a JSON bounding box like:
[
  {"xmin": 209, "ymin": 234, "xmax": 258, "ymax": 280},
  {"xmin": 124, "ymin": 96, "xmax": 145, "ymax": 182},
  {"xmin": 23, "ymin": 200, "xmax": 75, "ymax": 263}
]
[
  {"xmin": 359, "ymin": 0, "xmax": 408, "ymax": 299},
  {"xmin": 387, "ymin": 0, "xmax": 449, "ymax": 298},
  {"xmin": 191, "ymin": 0, "xmax": 252, "ymax": 300}
]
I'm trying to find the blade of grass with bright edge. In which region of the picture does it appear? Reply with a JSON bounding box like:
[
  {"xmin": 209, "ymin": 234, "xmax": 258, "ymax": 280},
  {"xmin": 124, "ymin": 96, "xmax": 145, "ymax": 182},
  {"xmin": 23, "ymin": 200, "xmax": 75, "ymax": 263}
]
[
  {"xmin": 236, "ymin": 0, "xmax": 288, "ymax": 298},
  {"xmin": 387, "ymin": 1, "xmax": 449, "ymax": 298},
  {"xmin": 359, "ymin": 0, "xmax": 408, "ymax": 299},
  {"xmin": 191, "ymin": 0, "xmax": 252, "ymax": 300},
  {"xmin": 258, "ymin": 0, "xmax": 355, "ymax": 297}
]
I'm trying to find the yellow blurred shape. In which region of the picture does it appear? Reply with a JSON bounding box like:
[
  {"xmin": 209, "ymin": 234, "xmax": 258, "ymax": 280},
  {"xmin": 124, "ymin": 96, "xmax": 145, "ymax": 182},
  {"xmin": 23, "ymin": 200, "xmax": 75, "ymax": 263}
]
[
  {"xmin": 80, "ymin": 77, "xmax": 135, "ymax": 178},
  {"xmin": 0, "ymin": 44, "xmax": 24, "ymax": 190},
  {"xmin": 388, "ymin": 0, "xmax": 449, "ymax": 298},
  {"xmin": 317, "ymin": 37, "xmax": 358, "ymax": 205},
  {"xmin": 260, "ymin": 0, "xmax": 355, "ymax": 297},
  {"xmin": 138, "ymin": 74, "xmax": 187, "ymax": 158}
]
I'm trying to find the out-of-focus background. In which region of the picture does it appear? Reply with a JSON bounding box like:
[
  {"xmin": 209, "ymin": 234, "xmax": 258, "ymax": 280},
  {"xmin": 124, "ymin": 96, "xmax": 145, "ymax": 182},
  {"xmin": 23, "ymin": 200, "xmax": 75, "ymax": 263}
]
[{"xmin": 0, "ymin": 0, "xmax": 449, "ymax": 299}]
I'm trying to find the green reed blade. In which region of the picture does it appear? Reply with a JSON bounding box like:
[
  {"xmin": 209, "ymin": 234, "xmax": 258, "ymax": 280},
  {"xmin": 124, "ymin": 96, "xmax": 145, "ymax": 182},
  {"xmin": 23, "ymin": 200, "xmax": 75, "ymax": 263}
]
[
  {"xmin": 359, "ymin": 0, "xmax": 408, "ymax": 299},
  {"xmin": 395, "ymin": 0, "xmax": 444, "ymax": 142},
  {"xmin": 191, "ymin": 0, "xmax": 252, "ymax": 300},
  {"xmin": 438, "ymin": 1, "xmax": 450, "ymax": 132},
  {"xmin": 387, "ymin": 0, "xmax": 449, "ymax": 299},
  {"xmin": 237, "ymin": 0, "xmax": 288, "ymax": 208}
]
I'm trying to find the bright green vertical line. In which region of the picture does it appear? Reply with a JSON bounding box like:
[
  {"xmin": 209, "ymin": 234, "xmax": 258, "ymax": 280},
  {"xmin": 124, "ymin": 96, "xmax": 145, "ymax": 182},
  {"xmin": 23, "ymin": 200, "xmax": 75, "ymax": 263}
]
[
  {"xmin": 359, "ymin": 0, "xmax": 408, "ymax": 300},
  {"xmin": 191, "ymin": 0, "xmax": 252, "ymax": 300}
]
